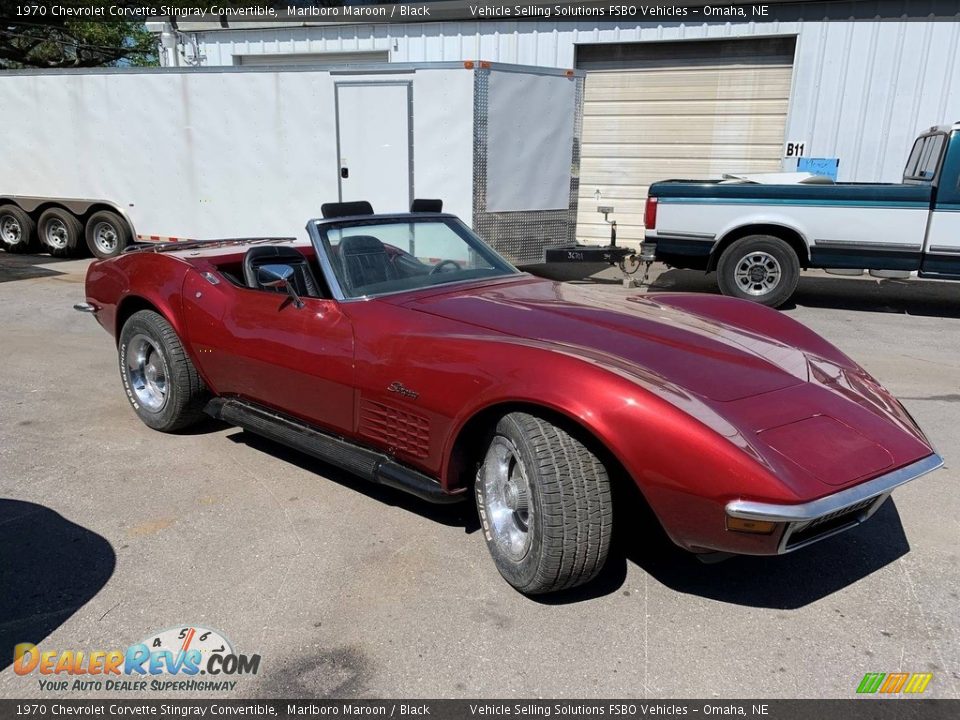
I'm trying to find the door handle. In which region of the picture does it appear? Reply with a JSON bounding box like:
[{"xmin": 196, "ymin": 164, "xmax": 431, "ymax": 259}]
[{"xmin": 340, "ymin": 167, "xmax": 349, "ymax": 179}]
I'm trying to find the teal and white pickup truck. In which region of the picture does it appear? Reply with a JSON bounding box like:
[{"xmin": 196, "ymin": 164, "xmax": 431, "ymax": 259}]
[{"xmin": 644, "ymin": 123, "xmax": 960, "ymax": 306}]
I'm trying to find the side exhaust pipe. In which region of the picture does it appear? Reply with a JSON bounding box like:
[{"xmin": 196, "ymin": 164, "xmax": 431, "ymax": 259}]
[{"xmin": 206, "ymin": 397, "xmax": 466, "ymax": 505}]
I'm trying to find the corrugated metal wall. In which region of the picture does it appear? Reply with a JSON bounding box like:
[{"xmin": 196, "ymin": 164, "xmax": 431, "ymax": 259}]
[
  {"xmin": 787, "ymin": 21, "xmax": 960, "ymax": 182},
  {"xmin": 194, "ymin": 20, "xmax": 960, "ymax": 184}
]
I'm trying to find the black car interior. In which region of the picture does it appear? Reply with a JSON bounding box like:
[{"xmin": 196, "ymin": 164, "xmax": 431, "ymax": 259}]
[
  {"xmin": 338, "ymin": 235, "xmax": 399, "ymax": 292},
  {"xmin": 210, "ymin": 201, "xmax": 496, "ymax": 300},
  {"xmin": 241, "ymin": 245, "xmax": 323, "ymax": 298}
]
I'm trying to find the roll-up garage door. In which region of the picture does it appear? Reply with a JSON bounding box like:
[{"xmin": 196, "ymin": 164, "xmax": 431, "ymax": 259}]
[{"xmin": 575, "ymin": 37, "xmax": 796, "ymax": 246}]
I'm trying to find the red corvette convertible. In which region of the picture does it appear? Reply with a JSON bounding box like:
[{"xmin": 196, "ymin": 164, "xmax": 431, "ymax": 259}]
[{"xmin": 79, "ymin": 204, "xmax": 942, "ymax": 594}]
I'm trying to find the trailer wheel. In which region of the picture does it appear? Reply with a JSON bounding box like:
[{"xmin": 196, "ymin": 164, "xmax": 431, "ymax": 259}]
[
  {"xmin": 717, "ymin": 234, "xmax": 800, "ymax": 308},
  {"xmin": 0, "ymin": 205, "xmax": 37, "ymax": 254},
  {"xmin": 86, "ymin": 210, "xmax": 131, "ymax": 259},
  {"xmin": 37, "ymin": 208, "xmax": 84, "ymax": 258}
]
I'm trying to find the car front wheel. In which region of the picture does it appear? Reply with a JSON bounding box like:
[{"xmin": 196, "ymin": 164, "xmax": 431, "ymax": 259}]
[
  {"xmin": 476, "ymin": 412, "xmax": 613, "ymax": 594},
  {"xmin": 118, "ymin": 310, "xmax": 209, "ymax": 432}
]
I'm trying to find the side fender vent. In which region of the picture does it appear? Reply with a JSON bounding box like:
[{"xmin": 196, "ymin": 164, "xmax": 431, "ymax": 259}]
[{"xmin": 359, "ymin": 400, "xmax": 430, "ymax": 459}]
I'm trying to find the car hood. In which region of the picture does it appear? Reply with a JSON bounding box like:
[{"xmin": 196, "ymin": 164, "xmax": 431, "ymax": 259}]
[
  {"xmin": 403, "ymin": 277, "xmax": 807, "ymax": 402},
  {"xmin": 401, "ymin": 277, "xmax": 934, "ymax": 492}
]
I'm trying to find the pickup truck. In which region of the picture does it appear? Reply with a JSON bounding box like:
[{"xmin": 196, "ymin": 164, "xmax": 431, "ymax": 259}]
[{"xmin": 643, "ymin": 123, "xmax": 960, "ymax": 306}]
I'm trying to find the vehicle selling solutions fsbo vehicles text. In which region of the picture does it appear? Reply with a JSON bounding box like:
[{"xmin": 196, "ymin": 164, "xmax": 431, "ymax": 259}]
[{"xmin": 468, "ymin": 5, "xmax": 768, "ymax": 18}]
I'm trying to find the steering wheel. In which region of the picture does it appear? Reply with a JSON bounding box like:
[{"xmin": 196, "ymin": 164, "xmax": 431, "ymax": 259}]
[{"xmin": 429, "ymin": 259, "xmax": 461, "ymax": 275}]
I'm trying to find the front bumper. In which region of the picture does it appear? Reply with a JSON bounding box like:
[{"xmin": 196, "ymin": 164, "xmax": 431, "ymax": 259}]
[{"xmin": 725, "ymin": 453, "xmax": 943, "ymax": 553}]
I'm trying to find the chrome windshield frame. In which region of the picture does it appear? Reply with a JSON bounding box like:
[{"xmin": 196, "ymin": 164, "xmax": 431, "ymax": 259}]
[{"xmin": 305, "ymin": 213, "xmax": 519, "ymax": 303}]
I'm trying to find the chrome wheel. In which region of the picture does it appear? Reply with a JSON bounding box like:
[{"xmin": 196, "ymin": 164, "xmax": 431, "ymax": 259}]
[
  {"xmin": 0, "ymin": 215, "xmax": 22, "ymax": 246},
  {"xmin": 734, "ymin": 251, "xmax": 782, "ymax": 296},
  {"xmin": 44, "ymin": 218, "xmax": 69, "ymax": 250},
  {"xmin": 91, "ymin": 221, "xmax": 118, "ymax": 255},
  {"xmin": 125, "ymin": 334, "xmax": 168, "ymax": 412},
  {"xmin": 481, "ymin": 436, "xmax": 533, "ymax": 562}
]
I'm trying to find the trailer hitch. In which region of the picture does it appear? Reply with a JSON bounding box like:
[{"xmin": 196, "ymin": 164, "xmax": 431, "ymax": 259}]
[{"xmin": 542, "ymin": 204, "xmax": 656, "ymax": 288}]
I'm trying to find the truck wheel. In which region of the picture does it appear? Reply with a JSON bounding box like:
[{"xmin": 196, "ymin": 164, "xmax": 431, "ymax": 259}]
[
  {"xmin": 475, "ymin": 412, "xmax": 613, "ymax": 594},
  {"xmin": 37, "ymin": 208, "xmax": 84, "ymax": 258},
  {"xmin": 86, "ymin": 210, "xmax": 131, "ymax": 259},
  {"xmin": 0, "ymin": 205, "xmax": 36, "ymax": 253},
  {"xmin": 717, "ymin": 234, "xmax": 800, "ymax": 307},
  {"xmin": 118, "ymin": 310, "xmax": 209, "ymax": 433}
]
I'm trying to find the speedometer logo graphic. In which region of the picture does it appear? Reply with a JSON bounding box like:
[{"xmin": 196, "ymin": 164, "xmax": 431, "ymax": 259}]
[{"xmin": 140, "ymin": 626, "xmax": 234, "ymax": 673}]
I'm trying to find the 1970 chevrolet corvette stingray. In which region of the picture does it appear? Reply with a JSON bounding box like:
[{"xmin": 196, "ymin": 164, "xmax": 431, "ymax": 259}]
[{"xmin": 79, "ymin": 203, "xmax": 943, "ymax": 594}]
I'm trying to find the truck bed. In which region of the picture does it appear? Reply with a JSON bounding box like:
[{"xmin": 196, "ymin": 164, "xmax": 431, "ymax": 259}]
[{"xmin": 650, "ymin": 179, "xmax": 932, "ymax": 207}]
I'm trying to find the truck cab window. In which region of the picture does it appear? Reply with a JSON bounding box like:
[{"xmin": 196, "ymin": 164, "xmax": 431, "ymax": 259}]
[{"xmin": 904, "ymin": 134, "xmax": 945, "ymax": 181}]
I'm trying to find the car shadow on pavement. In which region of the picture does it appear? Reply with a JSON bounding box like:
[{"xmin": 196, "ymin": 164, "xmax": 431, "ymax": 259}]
[
  {"xmin": 646, "ymin": 268, "xmax": 960, "ymax": 319},
  {"xmin": 533, "ymin": 481, "xmax": 909, "ymax": 608},
  {"xmin": 222, "ymin": 430, "xmax": 910, "ymax": 609},
  {"xmin": 624, "ymin": 493, "xmax": 909, "ymax": 609},
  {"xmin": 225, "ymin": 430, "xmax": 480, "ymax": 532},
  {"xmin": 0, "ymin": 252, "xmax": 70, "ymax": 283},
  {"xmin": 0, "ymin": 499, "xmax": 116, "ymax": 671}
]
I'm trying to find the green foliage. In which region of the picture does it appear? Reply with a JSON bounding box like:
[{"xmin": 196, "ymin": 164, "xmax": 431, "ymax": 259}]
[
  {"xmin": 0, "ymin": 1, "xmax": 361, "ymax": 69},
  {"xmin": 0, "ymin": 1, "xmax": 157, "ymax": 68}
]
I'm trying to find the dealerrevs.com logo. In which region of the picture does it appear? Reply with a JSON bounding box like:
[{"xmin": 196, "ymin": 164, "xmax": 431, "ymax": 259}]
[{"xmin": 14, "ymin": 626, "xmax": 261, "ymax": 693}]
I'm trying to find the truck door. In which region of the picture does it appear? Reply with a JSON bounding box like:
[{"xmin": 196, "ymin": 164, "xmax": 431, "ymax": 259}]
[
  {"xmin": 922, "ymin": 130, "xmax": 960, "ymax": 278},
  {"xmin": 335, "ymin": 82, "xmax": 412, "ymax": 213}
]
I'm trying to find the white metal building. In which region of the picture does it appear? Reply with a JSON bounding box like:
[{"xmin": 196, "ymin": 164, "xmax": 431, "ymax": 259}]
[{"xmin": 154, "ymin": 17, "xmax": 960, "ymax": 245}]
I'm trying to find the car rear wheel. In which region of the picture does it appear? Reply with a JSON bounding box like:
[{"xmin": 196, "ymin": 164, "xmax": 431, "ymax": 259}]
[
  {"xmin": 118, "ymin": 310, "xmax": 209, "ymax": 432},
  {"xmin": 0, "ymin": 205, "xmax": 37, "ymax": 253},
  {"xmin": 86, "ymin": 210, "xmax": 131, "ymax": 259},
  {"xmin": 717, "ymin": 234, "xmax": 800, "ymax": 308},
  {"xmin": 37, "ymin": 208, "xmax": 84, "ymax": 258},
  {"xmin": 476, "ymin": 412, "xmax": 613, "ymax": 594}
]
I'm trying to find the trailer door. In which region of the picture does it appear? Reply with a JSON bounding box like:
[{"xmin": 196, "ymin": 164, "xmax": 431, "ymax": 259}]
[{"xmin": 336, "ymin": 82, "xmax": 412, "ymax": 213}]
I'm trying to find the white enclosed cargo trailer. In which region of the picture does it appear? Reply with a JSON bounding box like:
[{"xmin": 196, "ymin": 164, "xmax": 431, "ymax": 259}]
[{"xmin": 0, "ymin": 62, "xmax": 584, "ymax": 263}]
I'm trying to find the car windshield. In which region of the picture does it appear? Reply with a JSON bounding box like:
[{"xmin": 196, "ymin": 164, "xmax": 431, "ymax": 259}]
[{"xmin": 315, "ymin": 218, "xmax": 519, "ymax": 299}]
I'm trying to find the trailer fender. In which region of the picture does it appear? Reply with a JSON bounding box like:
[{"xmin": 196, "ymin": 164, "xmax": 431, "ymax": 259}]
[{"xmin": 0, "ymin": 196, "xmax": 137, "ymax": 242}]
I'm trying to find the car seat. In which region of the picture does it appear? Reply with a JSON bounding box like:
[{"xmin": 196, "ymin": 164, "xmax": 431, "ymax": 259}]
[
  {"xmin": 242, "ymin": 245, "xmax": 321, "ymax": 298},
  {"xmin": 339, "ymin": 235, "xmax": 398, "ymax": 292}
]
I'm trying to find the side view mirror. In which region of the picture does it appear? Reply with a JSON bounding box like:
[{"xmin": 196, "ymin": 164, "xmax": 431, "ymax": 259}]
[{"xmin": 257, "ymin": 264, "xmax": 304, "ymax": 308}]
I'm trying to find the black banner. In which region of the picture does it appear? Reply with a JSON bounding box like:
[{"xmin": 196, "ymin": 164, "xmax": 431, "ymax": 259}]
[
  {"xmin": 0, "ymin": 700, "xmax": 957, "ymax": 720},
  {"xmin": 1, "ymin": 1, "xmax": 960, "ymax": 24}
]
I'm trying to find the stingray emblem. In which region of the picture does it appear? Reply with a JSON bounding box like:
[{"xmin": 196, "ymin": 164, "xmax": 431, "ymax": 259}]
[{"xmin": 388, "ymin": 382, "xmax": 419, "ymax": 400}]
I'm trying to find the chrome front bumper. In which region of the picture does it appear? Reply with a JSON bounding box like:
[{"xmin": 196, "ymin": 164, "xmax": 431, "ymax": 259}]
[{"xmin": 725, "ymin": 453, "xmax": 944, "ymax": 553}]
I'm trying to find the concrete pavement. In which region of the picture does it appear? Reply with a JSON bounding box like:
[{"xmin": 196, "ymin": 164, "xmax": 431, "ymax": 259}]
[{"xmin": 0, "ymin": 253, "xmax": 956, "ymax": 699}]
